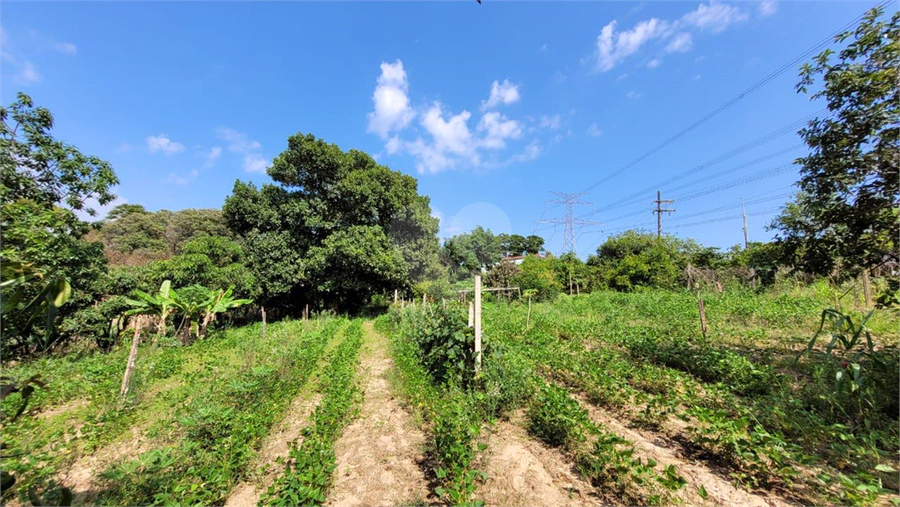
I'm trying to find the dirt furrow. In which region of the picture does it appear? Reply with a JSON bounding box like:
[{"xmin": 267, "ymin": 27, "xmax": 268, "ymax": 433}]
[
  {"xmin": 577, "ymin": 395, "xmax": 791, "ymax": 507},
  {"xmin": 479, "ymin": 412, "xmax": 600, "ymax": 507},
  {"xmin": 325, "ymin": 321, "xmax": 432, "ymax": 507},
  {"xmin": 224, "ymin": 392, "xmax": 322, "ymax": 507}
]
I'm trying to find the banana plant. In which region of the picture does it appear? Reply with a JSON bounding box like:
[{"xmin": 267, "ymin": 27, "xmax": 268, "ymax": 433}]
[
  {"xmin": 1, "ymin": 261, "xmax": 72, "ymax": 351},
  {"xmin": 168, "ymin": 285, "xmax": 209, "ymax": 344},
  {"xmin": 199, "ymin": 285, "xmax": 252, "ymax": 338},
  {"xmin": 124, "ymin": 280, "xmax": 174, "ymax": 337}
]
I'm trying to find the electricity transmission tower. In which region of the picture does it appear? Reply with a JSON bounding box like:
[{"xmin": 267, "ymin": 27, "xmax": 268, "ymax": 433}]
[
  {"xmin": 539, "ymin": 192, "xmax": 601, "ymax": 254},
  {"xmin": 652, "ymin": 190, "xmax": 675, "ymax": 238}
]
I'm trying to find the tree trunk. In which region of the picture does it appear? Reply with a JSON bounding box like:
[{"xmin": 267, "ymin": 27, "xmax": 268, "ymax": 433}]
[
  {"xmin": 180, "ymin": 316, "xmax": 193, "ymax": 345},
  {"xmin": 200, "ymin": 312, "xmax": 215, "ymax": 338},
  {"xmin": 158, "ymin": 311, "xmax": 167, "ymax": 337},
  {"xmin": 120, "ymin": 317, "xmax": 143, "ymax": 398}
]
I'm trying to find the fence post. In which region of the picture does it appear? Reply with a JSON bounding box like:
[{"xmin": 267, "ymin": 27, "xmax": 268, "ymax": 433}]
[
  {"xmin": 120, "ymin": 316, "xmax": 143, "ymax": 398},
  {"xmin": 261, "ymin": 306, "xmax": 267, "ymax": 338},
  {"xmin": 697, "ymin": 291, "xmax": 708, "ymax": 339},
  {"xmin": 394, "ymin": 289, "xmax": 398, "ymax": 305},
  {"xmin": 468, "ymin": 302, "xmax": 474, "ymax": 327},
  {"xmin": 526, "ymin": 295, "xmax": 532, "ymax": 331},
  {"xmin": 474, "ymin": 275, "xmax": 482, "ymax": 374},
  {"xmin": 423, "ymin": 292, "xmax": 427, "ymax": 306},
  {"xmin": 862, "ymin": 268, "xmax": 873, "ymax": 308}
]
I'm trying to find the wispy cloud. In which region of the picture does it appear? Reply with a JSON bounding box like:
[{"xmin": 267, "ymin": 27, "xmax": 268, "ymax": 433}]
[
  {"xmin": 51, "ymin": 41, "xmax": 77, "ymax": 55},
  {"xmin": 590, "ymin": 1, "xmax": 751, "ymax": 72},
  {"xmin": 540, "ymin": 114, "xmax": 562, "ymax": 129},
  {"xmin": 587, "ymin": 123, "xmax": 603, "ymax": 138},
  {"xmin": 146, "ymin": 134, "xmax": 185, "ymax": 155},
  {"xmin": 216, "ymin": 128, "xmax": 268, "ymax": 173},
  {"xmin": 647, "ymin": 58, "xmax": 661, "ymax": 69},
  {"xmin": 482, "ymin": 79, "xmax": 521, "ymax": 110}
]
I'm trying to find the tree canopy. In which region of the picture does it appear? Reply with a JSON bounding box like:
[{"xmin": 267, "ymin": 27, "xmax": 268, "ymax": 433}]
[
  {"xmin": 773, "ymin": 7, "xmax": 899, "ymax": 275},
  {"xmin": 223, "ymin": 133, "xmax": 441, "ymax": 311}
]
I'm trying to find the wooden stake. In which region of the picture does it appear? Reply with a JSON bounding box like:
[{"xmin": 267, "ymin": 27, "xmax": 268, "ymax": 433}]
[
  {"xmin": 423, "ymin": 292, "xmax": 427, "ymax": 306},
  {"xmin": 526, "ymin": 295, "xmax": 532, "ymax": 331},
  {"xmin": 468, "ymin": 302, "xmax": 474, "ymax": 328},
  {"xmin": 697, "ymin": 291, "xmax": 708, "ymax": 339},
  {"xmin": 261, "ymin": 306, "xmax": 267, "ymax": 338},
  {"xmin": 120, "ymin": 316, "xmax": 143, "ymax": 398},
  {"xmin": 862, "ymin": 268, "xmax": 873, "ymax": 308},
  {"xmin": 474, "ymin": 275, "xmax": 482, "ymax": 374},
  {"xmin": 394, "ymin": 289, "xmax": 398, "ymax": 305}
]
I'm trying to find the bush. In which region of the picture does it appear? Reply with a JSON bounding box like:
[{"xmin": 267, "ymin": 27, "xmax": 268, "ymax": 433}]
[
  {"xmin": 514, "ymin": 257, "xmax": 562, "ymax": 301},
  {"xmin": 393, "ymin": 305, "xmax": 482, "ymax": 386}
]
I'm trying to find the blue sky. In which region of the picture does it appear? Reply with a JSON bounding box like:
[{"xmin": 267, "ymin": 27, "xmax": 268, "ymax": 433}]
[{"xmin": 1, "ymin": 1, "xmax": 884, "ymax": 257}]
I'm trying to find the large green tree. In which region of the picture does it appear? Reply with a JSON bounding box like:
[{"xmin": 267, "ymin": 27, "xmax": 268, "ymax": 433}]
[
  {"xmin": 442, "ymin": 226, "xmax": 502, "ymax": 279},
  {"xmin": 222, "ymin": 133, "xmax": 440, "ymax": 311},
  {"xmin": 1, "ymin": 93, "xmax": 118, "ymax": 353},
  {"xmin": 772, "ymin": 7, "xmax": 899, "ymax": 274}
]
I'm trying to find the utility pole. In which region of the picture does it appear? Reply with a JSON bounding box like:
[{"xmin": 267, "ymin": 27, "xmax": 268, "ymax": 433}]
[
  {"xmin": 652, "ymin": 191, "xmax": 675, "ymax": 238},
  {"xmin": 741, "ymin": 198, "xmax": 749, "ymax": 249},
  {"xmin": 539, "ymin": 192, "xmax": 602, "ymax": 254}
]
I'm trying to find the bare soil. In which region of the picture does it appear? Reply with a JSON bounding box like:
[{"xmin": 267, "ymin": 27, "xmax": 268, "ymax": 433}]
[
  {"xmin": 478, "ymin": 412, "xmax": 601, "ymax": 507},
  {"xmin": 325, "ymin": 322, "xmax": 432, "ymax": 507}
]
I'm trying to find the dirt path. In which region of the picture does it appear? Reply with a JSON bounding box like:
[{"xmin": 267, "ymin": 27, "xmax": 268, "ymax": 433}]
[
  {"xmin": 479, "ymin": 412, "xmax": 601, "ymax": 507},
  {"xmin": 225, "ymin": 322, "xmax": 350, "ymax": 507},
  {"xmin": 325, "ymin": 321, "xmax": 432, "ymax": 507},
  {"xmin": 576, "ymin": 395, "xmax": 792, "ymax": 507}
]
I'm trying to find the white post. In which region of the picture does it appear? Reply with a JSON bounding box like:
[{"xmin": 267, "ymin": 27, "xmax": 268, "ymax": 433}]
[
  {"xmin": 423, "ymin": 292, "xmax": 427, "ymax": 306},
  {"xmin": 474, "ymin": 275, "xmax": 482, "ymax": 374},
  {"xmin": 394, "ymin": 289, "xmax": 398, "ymax": 305},
  {"xmin": 468, "ymin": 302, "xmax": 474, "ymax": 328}
]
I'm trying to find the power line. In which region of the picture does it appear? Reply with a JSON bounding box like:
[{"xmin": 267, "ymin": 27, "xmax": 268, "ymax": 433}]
[
  {"xmin": 580, "ymin": 2, "xmax": 889, "ymax": 193},
  {"xmin": 586, "ymin": 109, "xmax": 821, "ymax": 215}
]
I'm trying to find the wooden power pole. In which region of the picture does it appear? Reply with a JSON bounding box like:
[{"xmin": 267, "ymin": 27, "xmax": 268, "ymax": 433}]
[
  {"xmin": 741, "ymin": 198, "xmax": 749, "ymax": 249},
  {"xmin": 652, "ymin": 191, "xmax": 675, "ymax": 238}
]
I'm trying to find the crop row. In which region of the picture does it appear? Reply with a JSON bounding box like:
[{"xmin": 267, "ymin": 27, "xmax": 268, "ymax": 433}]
[
  {"xmin": 94, "ymin": 318, "xmax": 345, "ymax": 506},
  {"xmin": 483, "ymin": 295, "xmax": 899, "ymax": 505},
  {"xmin": 262, "ymin": 319, "xmax": 364, "ymax": 506}
]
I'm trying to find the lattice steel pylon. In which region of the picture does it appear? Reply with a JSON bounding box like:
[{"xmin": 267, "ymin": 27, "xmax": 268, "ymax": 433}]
[{"xmin": 539, "ymin": 192, "xmax": 602, "ymax": 254}]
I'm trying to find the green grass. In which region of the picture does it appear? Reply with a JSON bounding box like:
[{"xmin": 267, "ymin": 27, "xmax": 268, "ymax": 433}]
[
  {"xmin": 482, "ymin": 287, "xmax": 899, "ymax": 505},
  {"xmin": 0, "ymin": 317, "xmax": 342, "ymax": 506}
]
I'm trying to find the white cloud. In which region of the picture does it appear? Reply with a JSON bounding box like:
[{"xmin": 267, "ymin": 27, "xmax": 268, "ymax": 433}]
[
  {"xmin": 243, "ymin": 154, "xmax": 268, "ymax": 174},
  {"xmin": 666, "ymin": 32, "xmax": 693, "ymax": 53},
  {"xmin": 215, "ymin": 127, "xmax": 268, "ymax": 173},
  {"xmin": 482, "ymin": 79, "xmax": 520, "ymax": 110},
  {"xmin": 207, "ymin": 146, "xmax": 222, "ymax": 160},
  {"xmin": 16, "ymin": 62, "xmax": 41, "ymax": 84},
  {"xmin": 540, "ymin": 114, "xmax": 562, "ymax": 129},
  {"xmin": 591, "ymin": 2, "xmax": 748, "ymax": 72},
  {"xmin": 217, "ymin": 127, "xmax": 262, "ymax": 153},
  {"xmin": 626, "ymin": 91, "xmax": 643, "ymax": 100},
  {"xmin": 587, "ymin": 123, "xmax": 603, "ymax": 138},
  {"xmin": 365, "ymin": 65, "xmax": 546, "ymax": 173},
  {"xmin": 146, "ymin": 134, "xmax": 185, "ymax": 155},
  {"xmin": 514, "ymin": 140, "xmax": 541, "ymax": 162},
  {"xmin": 164, "ymin": 169, "xmax": 199, "ymax": 186},
  {"xmin": 52, "ymin": 41, "xmax": 77, "ymax": 55},
  {"xmin": 680, "ymin": 2, "xmax": 748, "ymax": 33},
  {"xmin": 478, "ymin": 112, "xmax": 522, "ymax": 149},
  {"xmin": 367, "ymin": 60, "xmax": 414, "ymax": 139},
  {"xmin": 421, "ymin": 103, "xmax": 477, "ymax": 159},
  {"xmin": 758, "ymin": 0, "xmax": 778, "ymax": 17},
  {"xmin": 647, "ymin": 58, "xmax": 661, "ymax": 68},
  {"xmin": 595, "ymin": 18, "xmax": 669, "ymax": 72}
]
